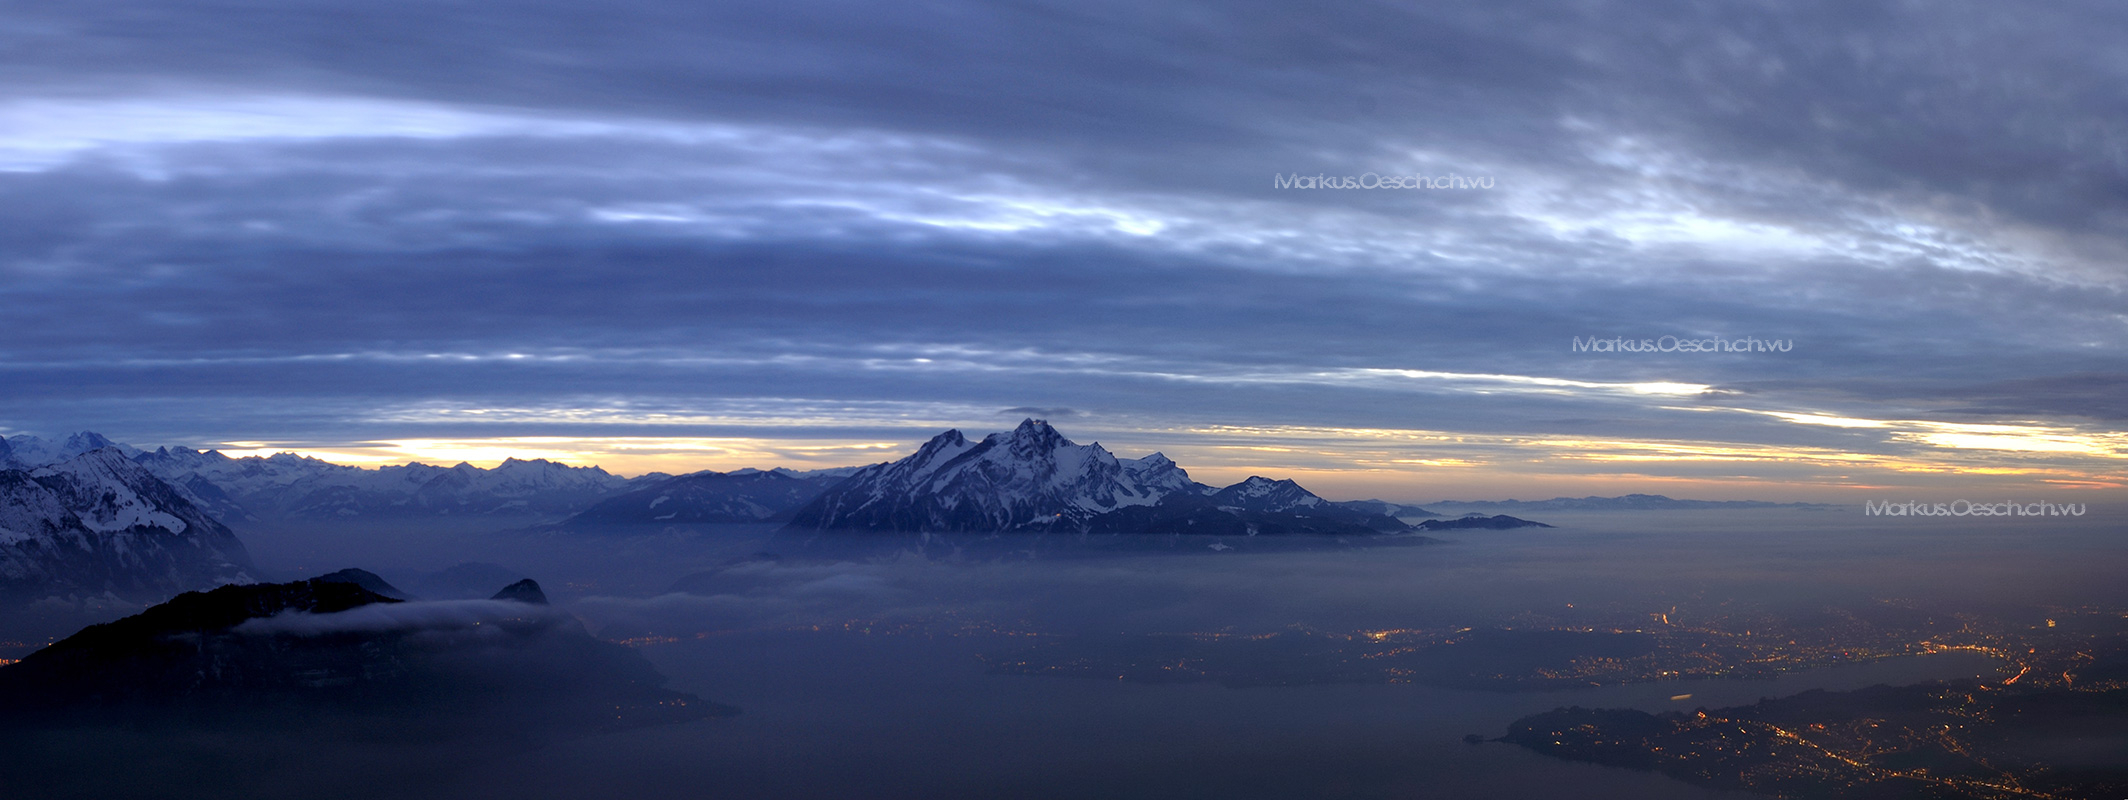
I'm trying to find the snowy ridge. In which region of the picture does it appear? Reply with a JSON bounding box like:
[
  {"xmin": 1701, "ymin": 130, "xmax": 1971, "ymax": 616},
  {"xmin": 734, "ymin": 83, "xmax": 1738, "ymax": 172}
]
[
  {"xmin": 782, "ymin": 421, "xmax": 1432, "ymax": 536},
  {"xmin": 1209, "ymin": 476, "xmax": 1328, "ymax": 513},
  {"xmin": 731, "ymin": 466, "xmax": 864, "ymax": 479},
  {"xmin": 32, "ymin": 449, "xmax": 190, "ymax": 534},
  {"xmin": 14, "ymin": 430, "xmax": 812, "ymax": 527},
  {"xmin": 0, "ymin": 448, "xmax": 256, "ymax": 602},
  {"xmin": 2, "ymin": 432, "xmax": 142, "ymax": 469},
  {"xmin": 786, "ymin": 419, "xmax": 1215, "ymax": 532},
  {"xmin": 133, "ymin": 446, "xmax": 633, "ymax": 522},
  {"xmin": 561, "ymin": 468, "xmax": 849, "ymax": 527}
]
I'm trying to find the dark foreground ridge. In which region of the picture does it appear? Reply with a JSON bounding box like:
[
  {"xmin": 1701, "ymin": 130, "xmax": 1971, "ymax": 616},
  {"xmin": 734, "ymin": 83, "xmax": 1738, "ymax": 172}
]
[
  {"xmin": 0, "ymin": 571, "xmax": 733, "ymax": 736},
  {"xmin": 312, "ymin": 566, "xmax": 413, "ymax": 599},
  {"xmin": 490, "ymin": 577, "xmax": 551, "ymax": 604}
]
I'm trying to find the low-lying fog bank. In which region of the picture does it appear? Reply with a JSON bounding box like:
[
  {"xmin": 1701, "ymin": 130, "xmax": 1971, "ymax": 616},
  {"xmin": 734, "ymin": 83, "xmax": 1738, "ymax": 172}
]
[{"xmin": 3, "ymin": 508, "xmax": 2118, "ymax": 799}]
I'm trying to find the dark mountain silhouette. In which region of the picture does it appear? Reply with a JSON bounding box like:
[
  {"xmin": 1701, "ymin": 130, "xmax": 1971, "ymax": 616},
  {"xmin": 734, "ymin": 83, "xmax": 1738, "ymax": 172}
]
[
  {"xmin": 0, "ymin": 572, "xmax": 731, "ymax": 735},
  {"xmin": 560, "ymin": 469, "xmax": 848, "ymax": 527},
  {"xmin": 1414, "ymin": 514, "xmax": 1553, "ymax": 531}
]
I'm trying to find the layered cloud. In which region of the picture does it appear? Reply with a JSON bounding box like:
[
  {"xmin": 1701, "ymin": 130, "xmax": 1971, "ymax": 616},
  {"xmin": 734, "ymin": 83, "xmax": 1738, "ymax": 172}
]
[{"xmin": 2, "ymin": 0, "xmax": 2125, "ymax": 497}]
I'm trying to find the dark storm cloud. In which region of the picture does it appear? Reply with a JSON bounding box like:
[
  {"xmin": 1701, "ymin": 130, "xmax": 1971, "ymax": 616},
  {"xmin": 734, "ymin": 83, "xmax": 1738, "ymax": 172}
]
[
  {"xmin": 1935, "ymin": 373, "xmax": 2128, "ymax": 421},
  {"xmin": 6, "ymin": 0, "xmax": 2123, "ymax": 242},
  {"xmin": 1732, "ymin": 372, "xmax": 2128, "ymax": 423},
  {"xmin": 1, "ymin": 0, "xmax": 2125, "ymax": 487}
]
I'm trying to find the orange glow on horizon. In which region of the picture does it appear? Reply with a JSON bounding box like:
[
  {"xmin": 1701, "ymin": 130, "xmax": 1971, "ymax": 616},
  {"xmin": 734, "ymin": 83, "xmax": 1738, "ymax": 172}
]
[{"xmin": 194, "ymin": 420, "xmax": 2128, "ymax": 502}]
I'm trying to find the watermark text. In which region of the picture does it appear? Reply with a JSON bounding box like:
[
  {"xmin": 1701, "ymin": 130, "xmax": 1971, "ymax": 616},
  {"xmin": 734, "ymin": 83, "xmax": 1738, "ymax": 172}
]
[
  {"xmin": 1274, "ymin": 172, "xmax": 1494, "ymax": 190},
  {"xmin": 1865, "ymin": 500, "xmax": 2085, "ymax": 517},
  {"xmin": 1573, "ymin": 336, "xmax": 1792, "ymax": 353}
]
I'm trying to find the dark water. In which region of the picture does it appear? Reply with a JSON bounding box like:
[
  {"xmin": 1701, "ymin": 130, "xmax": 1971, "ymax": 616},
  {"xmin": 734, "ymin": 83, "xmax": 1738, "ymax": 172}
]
[{"xmin": 419, "ymin": 633, "xmax": 1999, "ymax": 800}]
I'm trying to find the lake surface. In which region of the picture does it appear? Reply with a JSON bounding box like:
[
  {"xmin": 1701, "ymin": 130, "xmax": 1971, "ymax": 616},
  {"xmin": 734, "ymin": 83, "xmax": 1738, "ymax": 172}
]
[{"xmin": 423, "ymin": 632, "xmax": 2002, "ymax": 800}]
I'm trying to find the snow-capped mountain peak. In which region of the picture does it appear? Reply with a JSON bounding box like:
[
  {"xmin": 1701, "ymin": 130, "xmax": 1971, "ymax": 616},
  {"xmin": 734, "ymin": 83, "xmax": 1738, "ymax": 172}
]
[
  {"xmin": 996, "ymin": 417, "xmax": 1071, "ymax": 458},
  {"xmin": 786, "ymin": 419, "xmax": 1203, "ymax": 532},
  {"xmin": 2, "ymin": 431, "xmax": 144, "ymax": 468},
  {"xmin": 2, "ymin": 448, "xmax": 255, "ymax": 601},
  {"xmin": 31, "ymin": 448, "xmax": 193, "ymax": 534},
  {"xmin": 907, "ymin": 429, "xmax": 977, "ymax": 482},
  {"xmin": 1120, "ymin": 452, "xmax": 1207, "ymax": 496},
  {"xmin": 1209, "ymin": 476, "xmax": 1327, "ymax": 513}
]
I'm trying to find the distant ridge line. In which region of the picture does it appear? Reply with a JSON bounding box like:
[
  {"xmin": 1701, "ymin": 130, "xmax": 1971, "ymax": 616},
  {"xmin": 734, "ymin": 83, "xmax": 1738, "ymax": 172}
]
[{"xmin": 1423, "ymin": 494, "xmax": 1832, "ymax": 511}]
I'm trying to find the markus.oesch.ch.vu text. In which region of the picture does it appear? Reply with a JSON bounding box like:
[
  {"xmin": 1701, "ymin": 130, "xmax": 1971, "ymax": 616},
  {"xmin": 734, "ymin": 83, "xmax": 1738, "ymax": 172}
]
[{"xmin": 1574, "ymin": 336, "xmax": 1792, "ymax": 353}]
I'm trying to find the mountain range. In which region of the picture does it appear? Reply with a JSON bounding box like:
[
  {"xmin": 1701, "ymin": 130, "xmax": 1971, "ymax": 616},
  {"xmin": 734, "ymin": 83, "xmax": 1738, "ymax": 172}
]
[
  {"xmin": 786, "ymin": 420, "xmax": 1200, "ymax": 532},
  {"xmin": 1, "ymin": 424, "xmax": 1552, "ymax": 598},
  {"xmin": 783, "ymin": 419, "xmax": 1427, "ymax": 536},
  {"xmin": 1, "ymin": 432, "xmax": 143, "ymax": 468},
  {"xmin": 1, "ymin": 448, "xmax": 256, "ymax": 603},
  {"xmin": 6, "ymin": 432, "xmax": 861, "ymax": 529},
  {"xmin": 558, "ymin": 467, "xmax": 858, "ymax": 528},
  {"xmin": 131, "ymin": 446, "xmax": 637, "ymax": 523}
]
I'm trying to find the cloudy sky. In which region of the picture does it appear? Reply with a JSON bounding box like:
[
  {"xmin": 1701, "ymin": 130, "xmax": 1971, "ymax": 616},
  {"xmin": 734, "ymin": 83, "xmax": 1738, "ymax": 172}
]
[{"xmin": 4, "ymin": 0, "xmax": 2126, "ymax": 500}]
